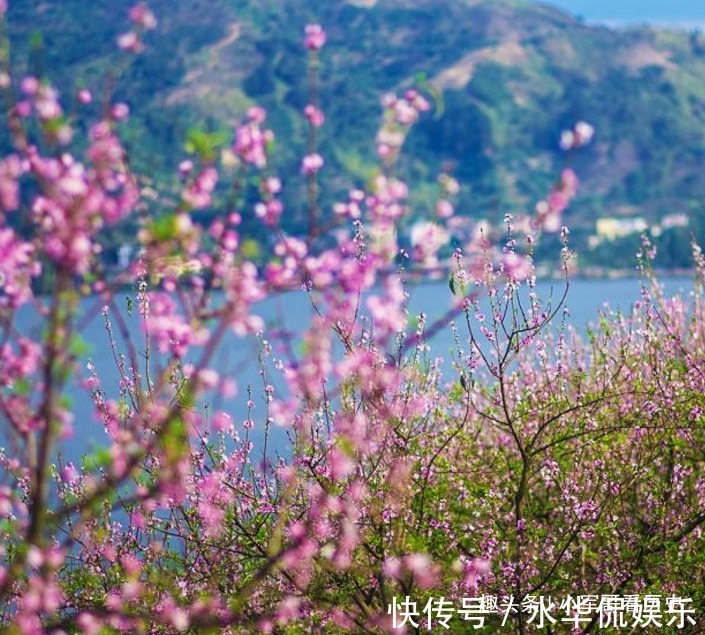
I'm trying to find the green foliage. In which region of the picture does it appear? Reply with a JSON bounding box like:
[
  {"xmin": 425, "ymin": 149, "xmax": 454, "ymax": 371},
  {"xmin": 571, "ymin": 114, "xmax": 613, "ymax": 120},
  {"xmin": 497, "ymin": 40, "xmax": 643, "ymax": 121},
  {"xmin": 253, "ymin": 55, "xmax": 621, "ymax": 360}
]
[{"xmin": 184, "ymin": 127, "xmax": 229, "ymax": 162}]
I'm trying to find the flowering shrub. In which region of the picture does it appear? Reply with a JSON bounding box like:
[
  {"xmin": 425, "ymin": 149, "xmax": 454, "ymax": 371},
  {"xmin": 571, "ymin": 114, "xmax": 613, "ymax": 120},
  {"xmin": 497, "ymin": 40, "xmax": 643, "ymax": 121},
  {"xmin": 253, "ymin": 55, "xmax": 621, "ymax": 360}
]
[{"xmin": 0, "ymin": 3, "xmax": 702, "ymax": 634}]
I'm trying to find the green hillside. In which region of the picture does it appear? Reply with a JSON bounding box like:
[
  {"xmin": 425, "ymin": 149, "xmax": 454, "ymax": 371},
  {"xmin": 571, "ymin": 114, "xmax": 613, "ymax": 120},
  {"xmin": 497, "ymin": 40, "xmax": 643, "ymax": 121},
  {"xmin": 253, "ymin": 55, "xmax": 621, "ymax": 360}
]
[{"xmin": 5, "ymin": 0, "xmax": 705, "ymax": 268}]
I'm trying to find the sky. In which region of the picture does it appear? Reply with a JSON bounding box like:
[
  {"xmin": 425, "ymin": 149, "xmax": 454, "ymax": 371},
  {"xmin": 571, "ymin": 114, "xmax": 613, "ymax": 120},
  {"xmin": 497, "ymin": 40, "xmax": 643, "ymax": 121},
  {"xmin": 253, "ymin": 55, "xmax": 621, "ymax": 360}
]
[{"xmin": 532, "ymin": 0, "xmax": 705, "ymax": 28}]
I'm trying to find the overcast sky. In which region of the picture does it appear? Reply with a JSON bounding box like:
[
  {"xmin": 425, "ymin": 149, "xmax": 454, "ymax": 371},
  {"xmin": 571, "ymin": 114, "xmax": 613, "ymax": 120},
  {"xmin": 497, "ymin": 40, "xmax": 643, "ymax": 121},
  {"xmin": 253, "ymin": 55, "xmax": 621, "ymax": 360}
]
[{"xmin": 533, "ymin": 0, "xmax": 705, "ymax": 27}]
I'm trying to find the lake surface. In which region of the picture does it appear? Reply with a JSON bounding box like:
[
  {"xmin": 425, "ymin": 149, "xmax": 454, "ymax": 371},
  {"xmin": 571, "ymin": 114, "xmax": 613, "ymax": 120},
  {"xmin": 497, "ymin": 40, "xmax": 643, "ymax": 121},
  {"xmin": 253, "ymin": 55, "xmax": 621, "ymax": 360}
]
[{"xmin": 3, "ymin": 274, "xmax": 696, "ymax": 463}]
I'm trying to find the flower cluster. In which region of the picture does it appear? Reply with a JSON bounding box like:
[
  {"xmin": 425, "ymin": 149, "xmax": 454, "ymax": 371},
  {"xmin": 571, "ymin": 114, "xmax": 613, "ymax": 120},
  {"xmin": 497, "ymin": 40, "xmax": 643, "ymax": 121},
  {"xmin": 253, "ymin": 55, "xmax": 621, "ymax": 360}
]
[
  {"xmin": 118, "ymin": 2, "xmax": 157, "ymax": 53},
  {"xmin": 304, "ymin": 23, "xmax": 326, "ymax": 51},
  {"xmin": 254, "ymin": 176, "xmax": 283, "ymax": 226},
  {"xmin": 0, "ymin": 229, "xmax": 39, "ymax": 307},
  {"xmin": 535, "ymin": 167, "xmax": 579, "ymax": 232},
  {"xmin": 233, "ymin": 106, "xmax": 274, "ymax": 168},
  {"xmin": 377, "ymin": 89, "xmax": 431, "ymax": 161},
  {"xmin": 559, "ymin": 120, "xmax": 595, "ymax": 150},
  {"xmin": 0, "ymin": 7, "xmax": 654, "ymax": 635},
  {"xmin": 182, "ymin": 166, "xmax": 218, "ymax": 209},
  {"xmin": 28, "ymin": 116, "xmax": 138, "ymax": 275}
]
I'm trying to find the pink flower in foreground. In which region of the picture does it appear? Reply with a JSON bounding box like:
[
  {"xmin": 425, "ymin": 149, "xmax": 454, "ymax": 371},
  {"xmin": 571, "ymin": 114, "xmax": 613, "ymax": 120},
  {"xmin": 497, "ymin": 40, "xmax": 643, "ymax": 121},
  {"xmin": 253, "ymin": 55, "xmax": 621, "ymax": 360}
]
[
  {"xmin": 182, "ymin": 166, "xmax": 218, "ymax": 209},
  {"xmin": 436, "ymin": 198, "xmax": 454, "ymax": 219},
  {"xmin": 559, "ymin": 130, "xmax": 575, "ymax": 151},
  {"xmin": 144, "ymin": 292, "xmax": 206, "ymax": 357},
  {"xmin": 262, "ymin": 176, "xmax": 281, "ymax": 195},
  {"xmin": 574, "ymin": 120, "xmax": 595, "ymax": 145},
  {"xmin": 560, "ymin": 167, "xmax": 579, "ymax": 191},
  {"xmin": 304, "ymin": 24, "xmax": 326, "ymax": 50},
  {"xmin": 502, "ymin": 251, "xmax": 532, "ymax": 282},
  {"xmin": 535, "ymin": 168, "xmax": 580, "ymax": 232},
  {"xmin": 129, "ymin": 3, "xmax": 157, "ymax": 30},
  {"xmin": 0, "ymin": 228, "xmax": 39, "ymax": 308},
  {"xmin": 247, "ymin": 106, "xmax": 267, "ymax": 124},
  {"xmin": 34, "ymin": 84, "xmax": 62, "ymax": 121},
  {"xmin": 255, "ymin": 199, "xmax": 283, "ymax": 226},
  {"xmin": 540, "ymin": 208, "xmax": 561, "ymax": 233},
  {"xmin": 77, "ymin": 89, "xmax": 92, "ymax": 104},
  {"xmin": 233, "ymin": 109, "xmax": 273, "ymax": 168},
  {"xmin": 410, "ymin": 221, "xmax": 449, "ymax": 267},
  {"xmin": 301, "ymin": 153, "xmax": 324, "ymax": 175},
  {"xmin": 304, "ymin": 104, "xmax": 325, "ymax": 128},
  {"xmin": 404, "ymin": 553, "xmax": 439, "ymax": 589},
  {"xmin": 111, "ymin": 103, "xmax": 130, "ymax": 121},
  {"xmin": 117, "ymin": 31, "xmax": 144, "ymax": 53},
  {"xmin": 20, "ymin": 77, "xmax": 39, "ymax": 96},
  {"xmin": 0, "ymin": 155, "xmax": 24, "ymax": 212},
  {"xmin": 560, "ymin": 120, "xmax": 594, "ymax": 150}
]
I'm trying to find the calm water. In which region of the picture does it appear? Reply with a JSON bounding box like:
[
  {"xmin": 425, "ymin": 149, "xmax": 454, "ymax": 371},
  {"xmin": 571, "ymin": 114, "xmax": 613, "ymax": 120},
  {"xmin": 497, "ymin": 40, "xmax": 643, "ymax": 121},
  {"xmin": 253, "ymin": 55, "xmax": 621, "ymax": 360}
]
[{"xmin": 3, "ymin": 275, "xmax": 695, "ymax": 462}]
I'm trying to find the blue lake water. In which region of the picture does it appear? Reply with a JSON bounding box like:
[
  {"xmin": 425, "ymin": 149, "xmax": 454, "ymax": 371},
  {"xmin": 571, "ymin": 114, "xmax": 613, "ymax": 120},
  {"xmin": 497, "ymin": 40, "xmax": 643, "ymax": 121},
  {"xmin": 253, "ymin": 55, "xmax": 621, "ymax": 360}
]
[{"xmin": 2, "ymin": 274, "xmax": 696, "ymax": 463}]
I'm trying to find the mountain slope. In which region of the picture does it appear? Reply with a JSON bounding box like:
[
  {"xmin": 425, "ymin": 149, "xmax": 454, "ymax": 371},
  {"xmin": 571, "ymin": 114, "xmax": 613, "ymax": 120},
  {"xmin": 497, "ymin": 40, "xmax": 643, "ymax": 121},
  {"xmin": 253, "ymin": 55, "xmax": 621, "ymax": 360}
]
[{"xmin": 5, "ymin": 0, "xmax": 705, "ymax": 266}]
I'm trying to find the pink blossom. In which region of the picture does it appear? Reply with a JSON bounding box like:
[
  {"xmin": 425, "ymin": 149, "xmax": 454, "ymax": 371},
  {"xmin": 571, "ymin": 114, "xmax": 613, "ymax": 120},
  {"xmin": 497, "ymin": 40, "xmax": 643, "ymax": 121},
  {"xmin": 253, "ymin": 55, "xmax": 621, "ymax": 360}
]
[
  {"xmin": 535, "ymin": 168, "xmax": 579, "ymax": 232},
  {"xmin": 234, "ymin": 112, "xmax": 273, "ymax": 168},
  {"xmin": 383, "ymin": 556, "xmax": 402, "ymax": 579},
  {"xmin": 0, "ymin": 228, "xmax": 39, "ymax": 307},
  {"xmin": 406, "ymin": 89, "xmax": 431, "ymax": 112},
  {"xmin": 77, "ymin": 88, "xmax": 92, "ymax": 104},
  {"xmin": 375, "ymin": 91, "xmax": 430, "ymax": 162},
  {"xmin": 376, "ymin": 143, "xmax": 391, "ymax": 158},
  {"xmin": 117, "ymin": 31, "xmax": 143, "ymax": 53},
  {"xmin": 574, "ymin": 120, "xmax": 595, "ymax": 145},
  {"xmin": 560, "ymin": 167, "xmax": 579, "ymax": 192},
  {"xmin": 502, "ymin": 251, "xmax": 532, "ymax": 281},
  {"xmin": 111, "ymin": 102, "xmax": 130, "ymax": 121},
  {"xmin": 0, "ymin": 155, "xmax": 24, "ymax": 212},
  {"xmin": 366, "ymin": 278, "xmax": 406, "ymax": 341},
  {"xmin": 26, "ymin": 546, "xmax": 43, "ymax": 569},
  {"xmin": 224, "ymin": 261, "xmax": 265, "ymax": 335},
  {"xmin": 0, "ymin": 486, "xmax": 12, "ymax": 518},
  {"xmin": 34, "ymin": 84, "xmax": 62, "ymax": 120},
  {"xmin": 20, "ymin": 76, "xmax": 39, "ymax": 96},
  {"xmin": 247, "ymin": 106, "xmax": 267, "ymax": 124},
  {"xmin": 254, "ymin": 198, "xmax": 283, "ymax": 226},
  {"xmin": 542, "ymin": 211, "xmax": 561, "ymax": 232},
  {"xmin": 304, "ymin": 24, "xmax": 326, "ymax": 51},
  {"xmin": 143, "ymin": 292, "xmax": 207, "ymax": 357},
  {"xmin": 559, "ymin": 120, "xmax": 594, "ymax": 150},
  {"xmin": 182, "ymin": 166, "xmax": 218, "ymax": 209},
  {"xmin": 77, "ymin": 613, "xmax": 101, "ymax": 635},
  {"xmin": 61, "ymin": 463, "xmax": 79, "ymax": 484},
  {"xmin": 284, "ymin": 316, "xmax": 332, "ymax": 401},
  {"xmin": 404, "ymin": 553, "xmax": 439, "ymax": 589},
  {"xmin": 301, "ymin": 153, "xmax": 324, "ymax": 175},
  {"xmin": 439, "ymin": 173, "xmax": 460, "ymax": 195},
  {"xmin": 263, "ymin": 176, "xmax": 281, "ymax": 194},
  {"xmin": 304, "ymin": 104, "xmax": 325, "ymax": 128},
  {"xmin": 436, "ymin": 198, "xmax": 454, "ymax": 218},
  {"xmin": 394, "ymin": 99, "xmax": 418, "ymax": 125},
  {"xmin": 128, "ymin": 3, "xmax": 157, "ymax": 30},
  {"xmin": 328, "ymin": 447, "xmax": 355, "ymax": 480},
  {"xmin": 14, "ymin": 100, "xmax": 31, "ymax": 118},
  {"xmin": 547, "ymin": 190, "xmax": 569, "ymax": 215},
  {"xmin": 410, "ymin": 221, "xmax": 449, "ymax": 267}
]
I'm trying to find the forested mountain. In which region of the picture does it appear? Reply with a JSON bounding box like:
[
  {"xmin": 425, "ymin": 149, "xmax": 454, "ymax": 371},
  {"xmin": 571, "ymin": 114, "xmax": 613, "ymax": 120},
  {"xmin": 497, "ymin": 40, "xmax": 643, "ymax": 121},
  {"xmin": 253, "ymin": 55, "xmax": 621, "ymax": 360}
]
[{"xmin": 6, "ymin": 0, "xmax": 705, "ymax": 268}]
